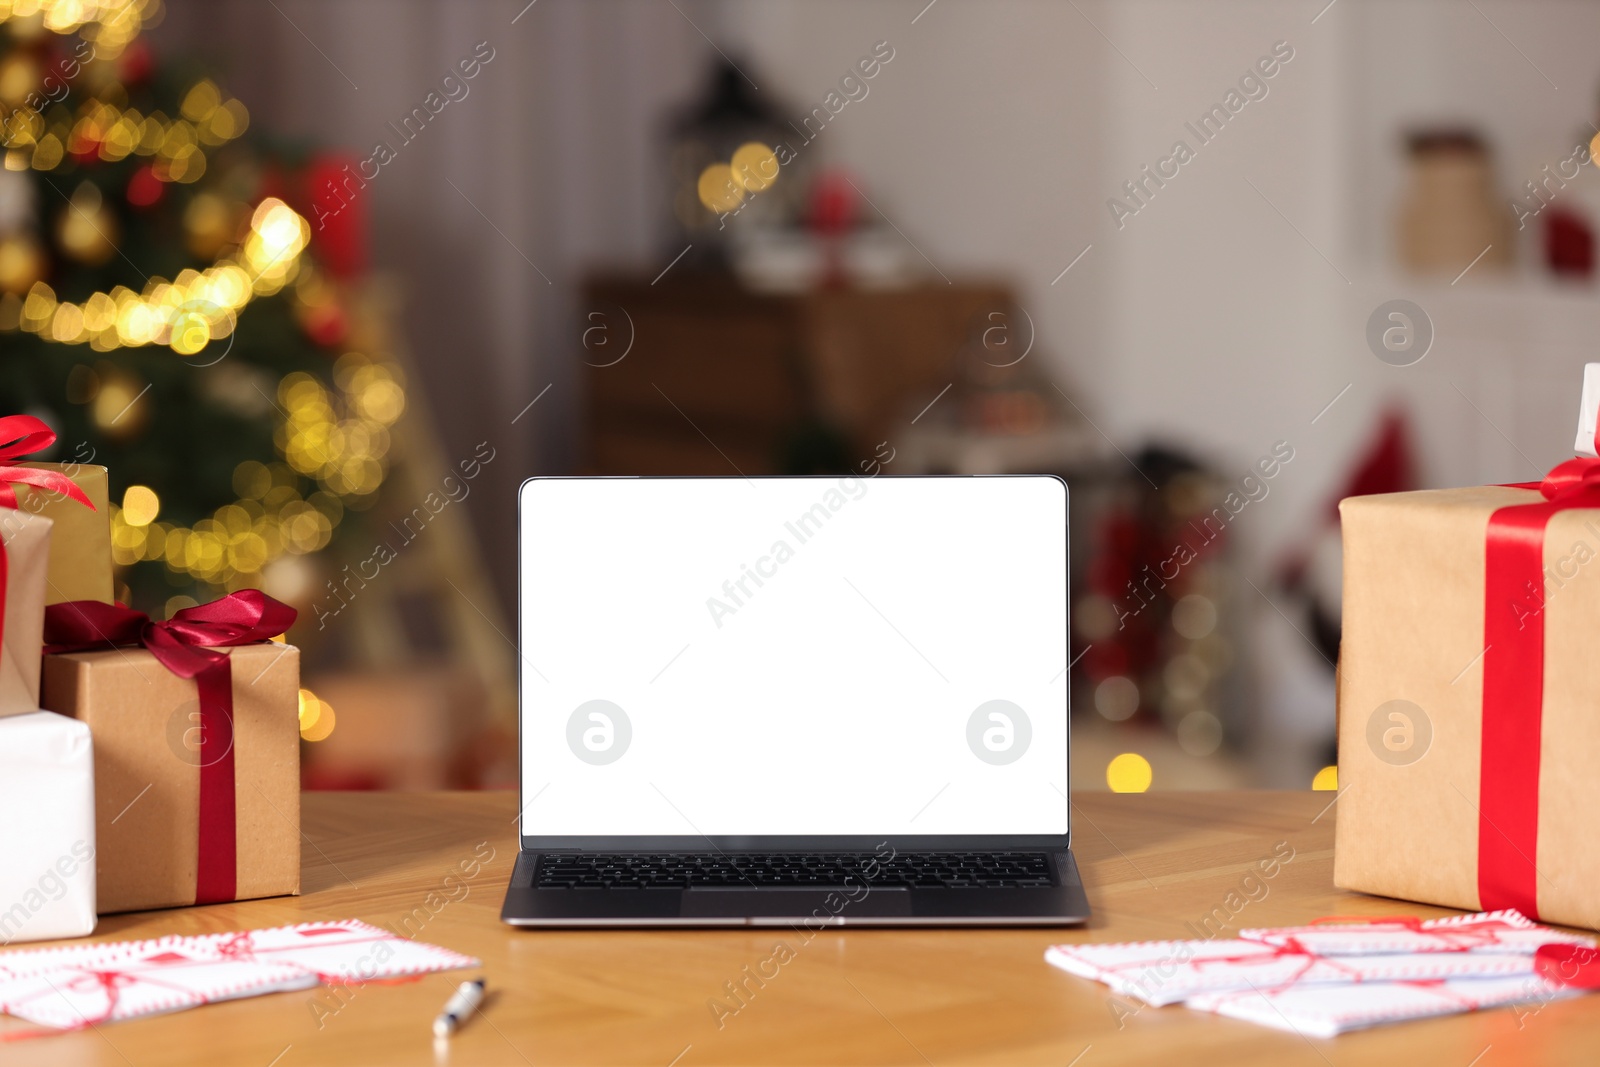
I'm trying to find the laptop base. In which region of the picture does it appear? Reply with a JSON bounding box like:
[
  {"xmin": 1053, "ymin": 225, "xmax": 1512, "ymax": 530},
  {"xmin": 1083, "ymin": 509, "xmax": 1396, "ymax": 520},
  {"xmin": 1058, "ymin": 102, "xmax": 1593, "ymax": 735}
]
[{"xmin": 500, "ymin": 848, "xmax": 1090, "ymax": 927}]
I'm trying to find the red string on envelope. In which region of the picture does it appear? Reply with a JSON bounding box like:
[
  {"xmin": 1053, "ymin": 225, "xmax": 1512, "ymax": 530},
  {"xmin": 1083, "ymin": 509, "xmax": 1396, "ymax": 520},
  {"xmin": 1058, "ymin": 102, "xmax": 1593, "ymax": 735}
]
[
  {"xmin": 43, "ymin": 591, "xmax": 296, "ymax": 905},
  {"xmin": 6, "ymin": 966, "xmax": 200, "ymax": 1033}
]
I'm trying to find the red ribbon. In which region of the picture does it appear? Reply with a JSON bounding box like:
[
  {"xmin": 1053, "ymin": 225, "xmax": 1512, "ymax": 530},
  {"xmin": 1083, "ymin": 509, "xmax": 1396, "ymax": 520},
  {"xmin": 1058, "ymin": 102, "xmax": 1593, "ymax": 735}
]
[
  {"xmin": 1480, "ymin": 457, "xmax": 1600, "ymax": 918},
  {"xmin": 44, "ymin": 591, "xmax": 296, "ymax": 905},
  {"xmin": 0, "ymin": 414, "xmax": 96, "ymax": 510}
]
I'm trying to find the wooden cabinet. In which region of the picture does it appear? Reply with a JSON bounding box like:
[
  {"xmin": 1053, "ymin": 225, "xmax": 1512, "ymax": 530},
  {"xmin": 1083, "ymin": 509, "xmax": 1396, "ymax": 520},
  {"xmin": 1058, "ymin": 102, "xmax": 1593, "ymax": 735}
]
[{"xmin": 581, "ymin": 273, "xmax": 1013, "ymax": 474}]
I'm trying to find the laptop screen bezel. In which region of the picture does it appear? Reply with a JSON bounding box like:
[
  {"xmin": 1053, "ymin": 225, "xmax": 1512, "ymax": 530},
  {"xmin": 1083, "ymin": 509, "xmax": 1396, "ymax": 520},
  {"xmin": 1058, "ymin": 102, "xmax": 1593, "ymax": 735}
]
[{"xmin": 514, "ymin": 474, "xmax": 1073, "ymax": 853}]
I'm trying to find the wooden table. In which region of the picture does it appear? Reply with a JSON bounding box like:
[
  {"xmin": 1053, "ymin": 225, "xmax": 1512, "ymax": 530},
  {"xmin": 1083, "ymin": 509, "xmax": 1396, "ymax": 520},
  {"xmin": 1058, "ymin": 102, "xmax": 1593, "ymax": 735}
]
[{"xmin": 5, "ymin": 791, "xmax": 1597, "ymax": 1066}]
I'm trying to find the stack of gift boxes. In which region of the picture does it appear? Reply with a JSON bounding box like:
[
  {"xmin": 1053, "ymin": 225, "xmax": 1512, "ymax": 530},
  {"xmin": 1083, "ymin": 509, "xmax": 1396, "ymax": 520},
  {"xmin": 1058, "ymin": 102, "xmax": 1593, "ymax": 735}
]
[{"xmin": 0, "ymin": 416, "xmax": 301, "ymax": 946}]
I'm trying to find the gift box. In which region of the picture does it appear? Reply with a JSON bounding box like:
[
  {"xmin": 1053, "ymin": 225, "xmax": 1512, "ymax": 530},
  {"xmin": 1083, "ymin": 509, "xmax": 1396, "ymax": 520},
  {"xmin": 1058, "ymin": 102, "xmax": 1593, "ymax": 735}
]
[
  {"xmin": 0, "ymin": 507, "xmax": 51, "ymax": 719},
  {"xmin": 14, "ymin": 460, "xmax": 113, "ymax": 605},
  {"xmin": 1336, "ymin": 380, "xmax": 1600, "ymax": 929},
  {"xmin": 40, "ymin": 592, "xmax": 302, "ymax": 914},
  {"xmin": 0, "ymin": 710, "xmax": 97, "ymax": 943},
  {"xmin": 0, "ymin": 416, "xmax": 106, "ymax": 608},
  {"xmin": 0, "ymin": 415, "xmax": 100, "ymax": 719}
]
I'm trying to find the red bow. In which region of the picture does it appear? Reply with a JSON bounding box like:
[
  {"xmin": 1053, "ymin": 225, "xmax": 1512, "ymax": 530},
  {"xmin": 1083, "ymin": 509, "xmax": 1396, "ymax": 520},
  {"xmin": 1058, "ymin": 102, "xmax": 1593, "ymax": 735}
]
[
  {"xmin": 45, "ymin": 591, "xmax": 296, "ymax": 905},
  {"xmin": 45, "ymin": 589, "xmax": 296, "ymax": 673},
  {"xmin": 1480, "ymin": 457, "xmax": 1600, "ymax": 917},
  {"xmin": 0, "ymin": 414, "xmax": 95, "ymax": 510}
]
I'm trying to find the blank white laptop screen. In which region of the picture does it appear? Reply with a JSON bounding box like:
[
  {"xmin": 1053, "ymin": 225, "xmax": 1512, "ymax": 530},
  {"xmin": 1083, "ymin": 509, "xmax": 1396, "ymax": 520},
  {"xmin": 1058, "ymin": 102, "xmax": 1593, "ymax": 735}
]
[{"xmin": 518, "ymin": 476, "xmax": 1068, "ymax": 837}]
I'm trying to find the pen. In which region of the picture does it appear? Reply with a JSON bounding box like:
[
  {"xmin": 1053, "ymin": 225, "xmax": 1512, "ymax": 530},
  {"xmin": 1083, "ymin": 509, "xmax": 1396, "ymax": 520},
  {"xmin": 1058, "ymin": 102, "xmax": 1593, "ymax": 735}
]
[{"xmin": 433, "ymin": 978, "xmax": 486, "ymax": 1038}]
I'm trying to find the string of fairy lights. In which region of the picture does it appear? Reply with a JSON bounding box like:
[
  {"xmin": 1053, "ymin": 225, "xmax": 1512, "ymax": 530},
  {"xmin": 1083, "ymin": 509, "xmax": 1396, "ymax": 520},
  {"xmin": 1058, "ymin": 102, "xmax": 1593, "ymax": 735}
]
[
  {"xmin": 0, "ymin": 0, "xmax": 151, "ymax": 49},
  {"xmin": 107, "ymin": 354, "xmax": 407, "ymax": 589}
]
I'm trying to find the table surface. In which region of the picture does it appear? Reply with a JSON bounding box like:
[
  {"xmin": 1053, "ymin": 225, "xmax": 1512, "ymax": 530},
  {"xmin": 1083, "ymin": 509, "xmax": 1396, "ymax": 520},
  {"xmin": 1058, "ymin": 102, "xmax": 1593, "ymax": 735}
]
[{"xmin": 4, "ymin": 790, "xmax": 1596, "ymax": 1066}]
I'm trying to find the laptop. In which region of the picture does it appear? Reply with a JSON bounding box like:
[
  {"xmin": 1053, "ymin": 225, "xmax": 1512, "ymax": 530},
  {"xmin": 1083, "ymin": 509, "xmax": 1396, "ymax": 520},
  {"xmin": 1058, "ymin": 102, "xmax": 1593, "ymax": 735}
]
[{"xmin": 500, "ymin": 474, "xmax": 1090, "ymax": 926}]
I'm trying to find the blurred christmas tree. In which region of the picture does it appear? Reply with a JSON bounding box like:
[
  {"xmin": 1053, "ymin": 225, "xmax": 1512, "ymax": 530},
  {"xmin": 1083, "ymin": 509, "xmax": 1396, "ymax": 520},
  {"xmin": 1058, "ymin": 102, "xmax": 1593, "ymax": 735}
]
[{"xmin": 0, "ymin": 0, "xmax": 404, "ymax": 617}]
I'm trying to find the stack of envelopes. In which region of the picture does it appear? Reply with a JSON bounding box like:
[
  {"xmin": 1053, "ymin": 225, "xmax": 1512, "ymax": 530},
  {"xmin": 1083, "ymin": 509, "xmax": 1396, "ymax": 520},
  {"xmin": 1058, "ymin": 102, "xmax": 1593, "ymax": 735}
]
[{"xmin": 1047, "ymin": 910, "xmax": 1599, "ymax": 1036}]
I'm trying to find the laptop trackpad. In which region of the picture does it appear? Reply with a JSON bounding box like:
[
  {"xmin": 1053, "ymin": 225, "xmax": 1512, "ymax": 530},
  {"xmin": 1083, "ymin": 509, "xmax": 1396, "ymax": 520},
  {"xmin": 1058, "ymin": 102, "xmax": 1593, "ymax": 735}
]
[{"xmin": 681, "ymin": 888, "xmax": 911, "ymax": 919}]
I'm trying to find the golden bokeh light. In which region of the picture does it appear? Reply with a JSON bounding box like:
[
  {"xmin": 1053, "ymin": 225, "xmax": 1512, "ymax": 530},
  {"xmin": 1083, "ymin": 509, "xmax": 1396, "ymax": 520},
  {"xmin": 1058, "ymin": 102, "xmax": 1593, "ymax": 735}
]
[
  {"xmin": 731, "ymin": 141, "xmax": 779, "ymax": 193},
  {"xmin": 3, "ymin": 0, "xmax": 157, "ymax": 53},
  {"xmin": 121, "ymin": 484, "xmax": 159, "ymax": 526},
  {"xmin": 696, "ymin": 163, "xmax": 744, "ymax": 214},
  {"xmin": 1106, "ymin": 752, "xmax": 1153, "ymax": 793},
  {"xmin": 298, "ymin": 687, "xmax": 336, "ymax": 742}
]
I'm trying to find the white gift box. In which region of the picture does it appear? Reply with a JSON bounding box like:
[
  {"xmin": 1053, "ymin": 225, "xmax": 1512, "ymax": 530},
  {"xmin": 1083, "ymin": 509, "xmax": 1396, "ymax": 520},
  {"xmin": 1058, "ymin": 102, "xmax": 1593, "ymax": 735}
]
[{"xmin": 0, "ymin": 711, "xmax": 96, "ymax": 945}]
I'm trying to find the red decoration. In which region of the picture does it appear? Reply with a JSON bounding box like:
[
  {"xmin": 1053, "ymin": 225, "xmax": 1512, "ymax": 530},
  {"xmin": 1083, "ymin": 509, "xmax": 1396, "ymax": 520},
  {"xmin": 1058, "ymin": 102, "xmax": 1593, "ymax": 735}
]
[
  {"xmin": 117, "ymin": 40, "xmax": 155, "ymax": 86},
  {"xmin": 127, "ymin": 164, "xmax": 164, "ymax": 208},
  {"xmin": 306, "ymin": 153, "xmax": 366, "ymax": 278},
  {"xmin": 808, "ymin": 170, "xmax": 859, "ymax": 289},
  {"xmin": 1544, "ymin": 206, "xmax": 1594, "ymax": 277},
  {"xmin": 259, "ymin": 153, "xmax": 368, "ymax": 279},
  {"xmin": 808, "ymin": 170, "xmax": 857, "ymax": 236},
  {"xmin": 298, "ymin": 299, "xmax": 348, "ymax": 348}
]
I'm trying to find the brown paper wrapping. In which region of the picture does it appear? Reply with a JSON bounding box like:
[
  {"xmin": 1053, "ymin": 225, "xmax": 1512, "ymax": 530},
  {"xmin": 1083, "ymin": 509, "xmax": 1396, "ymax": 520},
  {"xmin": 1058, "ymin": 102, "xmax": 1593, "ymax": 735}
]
[
  {"xmin": 1336, "ymin": 486, "xmax": 1600, "ymax": 929},
  {"xmin": 41, "ymin": 642, "xmax": 302, "ymax": 913},
  {"xmin": 0, "ymin": 507, "xmax": 51, "ymax": 718},
  {"xmin": 14, "ymin": 461, "xmax": 112, "ymax": 605}
]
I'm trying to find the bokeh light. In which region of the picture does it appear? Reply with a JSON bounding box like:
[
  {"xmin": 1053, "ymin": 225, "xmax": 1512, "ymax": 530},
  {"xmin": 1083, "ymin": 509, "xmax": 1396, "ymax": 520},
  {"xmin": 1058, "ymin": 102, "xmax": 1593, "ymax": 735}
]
[
  {"xmin": 1107, "ymin": 752, "xmax": 1153, "ymax": 793},
  {"xmin": 120, "ymin": 484, "xmax": 159, "ymax": 526},
  {"xmin": 731, "ymin": 141, "xmax": 778, "ymax": 192},
  {"xmin": 1171, "ymin": 594, "xmax": 1218, "ymax": 640},
  {"xmin": 1094, "ymin": 675, "xmax": 1139, "ymax": 721},
  {"xmin": 1176, "ymin": 709, "xmax": 1223, "ymax": 756},
  {"xmin": 298, "ymin": 687, "xmax": 336, "ymax": 742},
  {"xmin": 696, "ymin": 163, "xmax": 744, "ymax": 213}
]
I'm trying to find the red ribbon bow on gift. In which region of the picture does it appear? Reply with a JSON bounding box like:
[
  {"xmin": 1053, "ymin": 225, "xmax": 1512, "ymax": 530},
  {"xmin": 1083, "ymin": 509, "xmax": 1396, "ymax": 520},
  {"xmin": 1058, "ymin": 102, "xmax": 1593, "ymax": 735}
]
[
  {"xmin": 44, "ymin": 591, "xmax": 296, "ymax": 905},
  {"xmin": 0, "ymin": 414, "xmax": 95, "ymax": 510},
  {"xmin": 1480, "ymin": 456, "xmax": 1600, "ymax": 918}
]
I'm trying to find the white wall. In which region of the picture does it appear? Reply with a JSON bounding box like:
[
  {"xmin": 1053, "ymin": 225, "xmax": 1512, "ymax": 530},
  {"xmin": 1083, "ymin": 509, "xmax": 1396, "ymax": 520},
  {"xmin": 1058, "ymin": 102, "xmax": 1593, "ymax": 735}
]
[{"xmin": 725, "ymin": 0, "xmax": 1600, "ymax": 562}]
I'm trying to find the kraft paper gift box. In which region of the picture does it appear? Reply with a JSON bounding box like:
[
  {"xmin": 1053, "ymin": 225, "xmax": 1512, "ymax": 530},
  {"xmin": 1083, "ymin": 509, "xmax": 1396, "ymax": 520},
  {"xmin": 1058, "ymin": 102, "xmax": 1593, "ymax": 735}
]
[
  {"xmin": 40, "ymin": 595, "xmax": 302, "ymax": 914},
  {"xmin": 1336, "ymin": 482, "xmax": 1600, "ymax": 929},
  {"xmin": 0, "ymin": 710, "xmax": 97, "ymax": 943},
  {"xmin": 0, "ymin": 507, "xmax": 51, "ymax": 719},
  {"xmin": 14, "ymin": 460, "xmax": 113, "ymax": 605}
]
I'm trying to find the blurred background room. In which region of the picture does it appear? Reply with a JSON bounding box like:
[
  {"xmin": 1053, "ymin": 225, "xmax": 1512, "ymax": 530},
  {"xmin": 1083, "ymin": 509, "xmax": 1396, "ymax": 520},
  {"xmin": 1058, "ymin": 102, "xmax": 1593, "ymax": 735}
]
[{"xmin": 3, "ymin": 0, "xmax": 1597, "ymax": 793}]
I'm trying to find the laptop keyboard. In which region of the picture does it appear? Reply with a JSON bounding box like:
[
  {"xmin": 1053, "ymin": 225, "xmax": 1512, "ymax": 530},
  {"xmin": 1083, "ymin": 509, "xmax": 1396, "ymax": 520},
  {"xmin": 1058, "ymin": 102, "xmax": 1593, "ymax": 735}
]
[{"xmin": 535, "ymin": 852, "xmax": 1055, "ymax": 890}]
